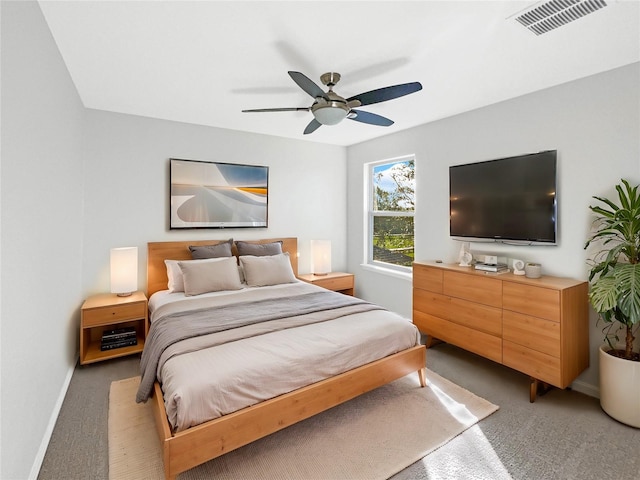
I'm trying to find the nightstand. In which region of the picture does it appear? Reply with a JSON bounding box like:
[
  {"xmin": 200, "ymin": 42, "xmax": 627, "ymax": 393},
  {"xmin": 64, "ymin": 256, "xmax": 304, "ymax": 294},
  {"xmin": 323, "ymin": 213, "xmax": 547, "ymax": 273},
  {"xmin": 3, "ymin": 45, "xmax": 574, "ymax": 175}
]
[
  {"xmin": 298, "ymin": 272, "xmax": 355, "ymax": 296},
  {"xmin": 80, "ymin": 291, "xmax": 148, "ymax": 365}
]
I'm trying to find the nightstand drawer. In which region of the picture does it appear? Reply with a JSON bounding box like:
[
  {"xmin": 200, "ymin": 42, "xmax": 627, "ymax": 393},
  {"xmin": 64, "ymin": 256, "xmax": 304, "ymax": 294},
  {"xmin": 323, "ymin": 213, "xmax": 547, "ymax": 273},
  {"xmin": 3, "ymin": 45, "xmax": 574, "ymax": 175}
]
[
  {"xmin": 83, "ymin": 302, "xmax": 147, "ymax": 327},
  {"xmin": 314, "ymin": 276, "xmax": 353, "ymax": 292}
]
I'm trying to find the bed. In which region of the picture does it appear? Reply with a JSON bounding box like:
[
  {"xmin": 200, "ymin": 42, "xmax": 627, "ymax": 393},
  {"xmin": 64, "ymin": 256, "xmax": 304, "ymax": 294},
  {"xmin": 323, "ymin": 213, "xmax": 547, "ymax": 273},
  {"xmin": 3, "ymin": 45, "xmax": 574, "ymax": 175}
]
[{"xmin": 143, "ymin": 237, "xmax": 427, "ymax": 480}]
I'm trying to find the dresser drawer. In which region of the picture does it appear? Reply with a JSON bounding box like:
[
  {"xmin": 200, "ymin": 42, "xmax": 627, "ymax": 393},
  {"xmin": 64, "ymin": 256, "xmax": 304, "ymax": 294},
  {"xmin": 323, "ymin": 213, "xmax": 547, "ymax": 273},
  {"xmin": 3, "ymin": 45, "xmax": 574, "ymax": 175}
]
[
  {"xmin": 82, "ymin": 302, "xmax": 147, "ymax": 327},
  {"xmin": 414, "ymin": 311, "xmax": 502, "ymax": 363},
  {"xmin": 503, "ymin": 341, "xmax": 561, "ymax": 387},
  {"xmin": 444, "ymin": 271, "xmax": 502, "ymax": 308},
  {"xmin": 413, "ymin": 289, "xmax": 450, "ymax": 320},
  {"xmin": 503, "ymin": 310, "xmax": 560, "ymax": 357},
  {"xmin": 413, "ymin": 265, "xmax": 443, "ymax": 293},
  {"xmin": 449, "ymin": 297, "xmax": 502, "ymax": 337},
  {"xmin": 503, "ymin": 282, "xmax": 560, "ymax": 322}
]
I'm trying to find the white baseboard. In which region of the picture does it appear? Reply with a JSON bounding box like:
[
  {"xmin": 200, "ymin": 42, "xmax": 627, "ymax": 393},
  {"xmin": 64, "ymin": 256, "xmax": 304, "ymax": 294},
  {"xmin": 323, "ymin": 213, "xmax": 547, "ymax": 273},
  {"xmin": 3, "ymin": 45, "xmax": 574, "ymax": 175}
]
[
  {"xmin": 571, "ymin": 379, "xmax": 599, "ymax": 399},
  {"xmin": 29, "ymin": 356, "xmax": 78, "ymax": 480}
]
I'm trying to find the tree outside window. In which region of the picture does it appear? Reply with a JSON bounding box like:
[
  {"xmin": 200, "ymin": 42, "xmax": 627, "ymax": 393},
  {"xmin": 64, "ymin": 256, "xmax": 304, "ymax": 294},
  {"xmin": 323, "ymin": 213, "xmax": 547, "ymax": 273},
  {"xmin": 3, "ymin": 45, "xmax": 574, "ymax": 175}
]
[{"xmin": 369, "ymin": 157, "xmax": 415, "ymax": 269}]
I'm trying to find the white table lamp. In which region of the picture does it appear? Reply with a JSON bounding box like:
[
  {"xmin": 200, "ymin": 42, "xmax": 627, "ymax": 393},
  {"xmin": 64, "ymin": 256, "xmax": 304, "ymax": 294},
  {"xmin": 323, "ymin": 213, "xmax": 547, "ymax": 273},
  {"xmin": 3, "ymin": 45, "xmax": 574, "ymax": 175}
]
[
  {"xmin": 110, "ymin": 247, "xmax": 138, "ymax": 296},
  {"xmin": 310, "ymin": 240, "xmax": 331, "ymax": 276}
]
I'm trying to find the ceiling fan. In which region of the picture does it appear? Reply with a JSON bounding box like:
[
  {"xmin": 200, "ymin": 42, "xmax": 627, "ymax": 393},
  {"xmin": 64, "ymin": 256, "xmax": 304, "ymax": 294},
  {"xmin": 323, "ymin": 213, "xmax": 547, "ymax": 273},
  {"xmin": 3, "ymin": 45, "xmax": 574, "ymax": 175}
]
[{"xmin": 242, "ymin": 71, "xmax": 422, "ymax": 135}]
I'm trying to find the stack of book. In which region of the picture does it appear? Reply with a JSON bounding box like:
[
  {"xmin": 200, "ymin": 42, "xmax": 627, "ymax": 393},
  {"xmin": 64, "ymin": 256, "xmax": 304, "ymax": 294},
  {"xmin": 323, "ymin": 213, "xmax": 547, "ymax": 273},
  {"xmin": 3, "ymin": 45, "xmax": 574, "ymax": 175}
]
[
  {"xmin": 474, "ymin": 262, "xmax": 509, "ymax": 273},
  {"xmin": 100, "ymin": 326, "xmax": 137, "ymax": 351}
]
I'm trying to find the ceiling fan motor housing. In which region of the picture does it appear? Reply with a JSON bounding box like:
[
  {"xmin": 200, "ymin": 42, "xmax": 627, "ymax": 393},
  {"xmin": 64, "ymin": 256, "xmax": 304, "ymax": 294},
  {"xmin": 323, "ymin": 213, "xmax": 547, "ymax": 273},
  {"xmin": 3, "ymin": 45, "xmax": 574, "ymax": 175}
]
[{"xmin": 311, "ymin": 91, "xmax": 350, "ymax": 125}]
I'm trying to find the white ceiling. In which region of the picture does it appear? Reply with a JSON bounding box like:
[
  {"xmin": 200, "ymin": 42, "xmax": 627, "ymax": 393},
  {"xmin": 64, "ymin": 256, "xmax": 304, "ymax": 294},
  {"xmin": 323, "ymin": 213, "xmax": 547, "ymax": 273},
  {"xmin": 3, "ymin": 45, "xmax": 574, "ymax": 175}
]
[{"xmin": 39, "ymin": 0, "xmax": 640, "ymax": 147}]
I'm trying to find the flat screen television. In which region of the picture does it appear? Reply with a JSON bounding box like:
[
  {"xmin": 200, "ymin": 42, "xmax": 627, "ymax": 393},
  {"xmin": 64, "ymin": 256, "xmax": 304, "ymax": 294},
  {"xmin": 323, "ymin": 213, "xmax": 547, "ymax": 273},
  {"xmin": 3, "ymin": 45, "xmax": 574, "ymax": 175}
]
[
  {"xmin": 449, "ymin": 150, "xmax": 557, "ymax": 245},
  {"xmin": 170, "ymin": 158, "xmax": 268, "ymax": 229}
]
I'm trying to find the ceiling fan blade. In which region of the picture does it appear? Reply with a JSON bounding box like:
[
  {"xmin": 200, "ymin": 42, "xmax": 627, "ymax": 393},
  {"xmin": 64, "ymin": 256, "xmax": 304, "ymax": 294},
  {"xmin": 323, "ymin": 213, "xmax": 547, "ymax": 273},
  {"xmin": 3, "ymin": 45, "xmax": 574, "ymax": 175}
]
[
  {"xmin": 348, "ymin": 110, "xmax": 394, "ymax": 127},
  {"xmin": 242, "ymin": 107, "xmax": 309, "ymax": 113},
  {"xmin": 288, "ymin": 71, "xmax": 328, "ymax": 100},
  {"xmin": 347, "ymin": 82, "xmax": 422, "ymax": 107},
  {"xmin": 303, "ymin": 119, "xmax": 322, "ymax": 135}
]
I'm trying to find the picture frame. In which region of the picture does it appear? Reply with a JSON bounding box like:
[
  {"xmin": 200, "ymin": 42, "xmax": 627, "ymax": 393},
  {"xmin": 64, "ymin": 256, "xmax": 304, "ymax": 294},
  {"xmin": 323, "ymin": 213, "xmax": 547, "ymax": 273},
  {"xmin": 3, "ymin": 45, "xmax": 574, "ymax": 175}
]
[{"xmin": 169, "ymin": 158, "xmax": 268, "ymax": 229}]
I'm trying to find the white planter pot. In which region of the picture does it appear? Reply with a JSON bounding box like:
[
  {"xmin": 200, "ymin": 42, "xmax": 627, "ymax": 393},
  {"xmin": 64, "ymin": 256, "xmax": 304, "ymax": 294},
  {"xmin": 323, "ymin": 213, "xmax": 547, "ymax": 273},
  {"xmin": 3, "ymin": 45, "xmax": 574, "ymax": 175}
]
[{"xmin": 599, "ymin": 345, "xmax": 640, "ymax": 428}]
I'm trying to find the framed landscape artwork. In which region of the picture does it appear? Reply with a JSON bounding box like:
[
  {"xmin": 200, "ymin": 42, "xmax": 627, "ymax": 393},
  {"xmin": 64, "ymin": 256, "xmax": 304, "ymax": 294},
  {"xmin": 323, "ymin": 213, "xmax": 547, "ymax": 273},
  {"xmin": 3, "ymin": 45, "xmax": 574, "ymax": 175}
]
[{"xmin": 170, "ymin": 158, "xmax": 269, "ymax": 229}]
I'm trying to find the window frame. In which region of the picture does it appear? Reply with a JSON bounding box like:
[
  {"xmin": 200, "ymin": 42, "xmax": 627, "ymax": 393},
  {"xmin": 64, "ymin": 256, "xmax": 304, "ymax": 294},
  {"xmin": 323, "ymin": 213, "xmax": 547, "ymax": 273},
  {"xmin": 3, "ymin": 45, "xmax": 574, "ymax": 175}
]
[{"xmin": 364, "ymin": 155, "xmax": 416, "ymax": 274}]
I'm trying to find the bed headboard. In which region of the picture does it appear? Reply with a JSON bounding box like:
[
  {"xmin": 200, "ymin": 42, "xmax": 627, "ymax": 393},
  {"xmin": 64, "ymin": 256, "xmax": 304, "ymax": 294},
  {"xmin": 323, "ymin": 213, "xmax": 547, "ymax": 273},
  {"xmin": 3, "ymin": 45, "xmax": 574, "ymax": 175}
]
[{"xmin": 147, "ymin": 237, "xmax": 298, "ymax": 297}]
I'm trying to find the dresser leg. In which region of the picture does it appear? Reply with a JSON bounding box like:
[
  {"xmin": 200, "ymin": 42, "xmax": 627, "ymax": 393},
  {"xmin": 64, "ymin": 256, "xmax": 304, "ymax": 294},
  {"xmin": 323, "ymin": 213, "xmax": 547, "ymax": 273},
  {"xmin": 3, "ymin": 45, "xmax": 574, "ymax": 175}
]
[
  {"xmin": 530, "ymin": 377, "xmax": 538, "ymax": 403},
  {"xmin": 530, "ymin": 377, "xmax": 553, "ymax": 402}
]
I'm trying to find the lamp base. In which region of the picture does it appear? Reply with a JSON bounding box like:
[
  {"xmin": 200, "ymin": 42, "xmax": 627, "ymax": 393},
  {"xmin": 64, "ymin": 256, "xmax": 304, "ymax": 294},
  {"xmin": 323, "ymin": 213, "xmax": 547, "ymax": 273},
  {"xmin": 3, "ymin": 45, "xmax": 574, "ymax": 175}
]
[
  {"xmin": 116, "ymin": 292, "xmax": 133, "ymax": 297},
  {"xmin": 312, "ymin": 273, "xmax": 329, "ymax": 276}
]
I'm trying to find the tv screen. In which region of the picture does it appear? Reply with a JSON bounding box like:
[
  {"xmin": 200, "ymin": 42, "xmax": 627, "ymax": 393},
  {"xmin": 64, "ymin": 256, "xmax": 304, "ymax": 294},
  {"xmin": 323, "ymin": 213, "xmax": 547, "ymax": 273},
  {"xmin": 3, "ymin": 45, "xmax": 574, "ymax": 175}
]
[
  {"xmin": 449, "ymin": 151, "xmax": 557, "ymax": 245},
  {"xmin": 170, "ymin": 158, "xmax": 268, "ymax": 229}
]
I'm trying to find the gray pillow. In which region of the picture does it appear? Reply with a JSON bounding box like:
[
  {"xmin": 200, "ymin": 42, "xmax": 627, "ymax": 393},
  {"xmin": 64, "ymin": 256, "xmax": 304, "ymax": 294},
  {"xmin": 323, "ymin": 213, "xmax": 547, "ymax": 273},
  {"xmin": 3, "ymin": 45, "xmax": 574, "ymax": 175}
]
[
  {"xmin": 189, "ymin": 239, "xmax": 233, "ymax": 259},
  {"xmin": 178, "ymin": 257, "xmax": 243, "ymax": 296},
  {"xmin": 235, "ymin": 240, "xmax": 283, "ymax": 256},
  {"xmin": 239, "ymin": 253, "xmax": 297, "ymax": 287}
]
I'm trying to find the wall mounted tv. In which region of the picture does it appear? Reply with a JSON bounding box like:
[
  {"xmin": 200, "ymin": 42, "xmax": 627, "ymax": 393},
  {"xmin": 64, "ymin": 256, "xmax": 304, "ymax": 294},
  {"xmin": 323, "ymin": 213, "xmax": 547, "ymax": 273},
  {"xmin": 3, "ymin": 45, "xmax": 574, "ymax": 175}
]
[
  {"xmin": 170, "ymin": 158, "xmax": 268, "ymax": 229},
  {"xmin": 449, "ymin": 150, "xmax": 557, "ymax": 245}
]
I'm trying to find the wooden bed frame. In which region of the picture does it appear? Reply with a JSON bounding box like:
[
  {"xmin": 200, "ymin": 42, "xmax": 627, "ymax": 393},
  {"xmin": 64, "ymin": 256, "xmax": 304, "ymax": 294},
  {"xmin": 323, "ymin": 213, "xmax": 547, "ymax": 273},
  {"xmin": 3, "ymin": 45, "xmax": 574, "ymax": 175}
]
[{"xmin": 146, "ymin": 237, "xmax": 427, "ymax": 480}]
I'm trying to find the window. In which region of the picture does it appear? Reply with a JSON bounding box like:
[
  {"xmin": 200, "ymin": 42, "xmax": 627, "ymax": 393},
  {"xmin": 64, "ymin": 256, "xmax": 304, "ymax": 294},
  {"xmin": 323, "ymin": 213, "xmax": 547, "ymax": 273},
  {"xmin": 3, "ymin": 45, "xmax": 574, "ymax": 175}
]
[{"xmin": 366, "ymin": 156, "xmax": 415, "ymax": 270}]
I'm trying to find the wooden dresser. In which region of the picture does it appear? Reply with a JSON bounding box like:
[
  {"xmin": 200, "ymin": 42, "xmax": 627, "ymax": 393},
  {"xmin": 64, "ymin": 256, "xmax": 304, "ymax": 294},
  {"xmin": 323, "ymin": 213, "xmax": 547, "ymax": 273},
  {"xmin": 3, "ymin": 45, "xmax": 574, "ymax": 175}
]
[{"xmin": 413, "ymin": 261, "xmax": 589, "ymax": 401}]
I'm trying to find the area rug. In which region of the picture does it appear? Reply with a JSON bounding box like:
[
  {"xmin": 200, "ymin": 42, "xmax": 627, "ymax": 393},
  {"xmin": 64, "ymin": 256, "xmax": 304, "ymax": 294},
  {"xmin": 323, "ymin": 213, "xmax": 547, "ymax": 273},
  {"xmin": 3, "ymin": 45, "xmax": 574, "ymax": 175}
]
[{"xmin": 109, "ymin": 370, "xmax": 498, "ymax": 480}]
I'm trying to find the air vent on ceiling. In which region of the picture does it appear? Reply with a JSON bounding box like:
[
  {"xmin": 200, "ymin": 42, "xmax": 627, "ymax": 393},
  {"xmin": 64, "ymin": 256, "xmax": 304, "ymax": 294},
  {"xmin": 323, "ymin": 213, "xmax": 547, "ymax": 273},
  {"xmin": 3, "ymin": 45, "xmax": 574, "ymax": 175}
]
[{"xmin": 514, "ymin": 0, "xmax": 608, "ymax": 35}]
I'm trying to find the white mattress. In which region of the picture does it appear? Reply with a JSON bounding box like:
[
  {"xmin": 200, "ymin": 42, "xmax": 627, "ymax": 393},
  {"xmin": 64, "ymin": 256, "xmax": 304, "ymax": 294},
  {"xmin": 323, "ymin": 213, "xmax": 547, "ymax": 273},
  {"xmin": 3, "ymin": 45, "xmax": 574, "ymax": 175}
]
[{"xmin": 149, "ymin": 282, "xmax": 421, "ymax": 432}]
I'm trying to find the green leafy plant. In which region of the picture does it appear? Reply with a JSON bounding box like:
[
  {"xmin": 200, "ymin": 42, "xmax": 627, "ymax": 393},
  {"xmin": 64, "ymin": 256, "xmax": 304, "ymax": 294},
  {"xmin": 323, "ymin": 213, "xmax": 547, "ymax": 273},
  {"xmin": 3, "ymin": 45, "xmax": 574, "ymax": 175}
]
[{"xmin": 584, "ymin": 179, "xmax": 640, "ymax": 361}]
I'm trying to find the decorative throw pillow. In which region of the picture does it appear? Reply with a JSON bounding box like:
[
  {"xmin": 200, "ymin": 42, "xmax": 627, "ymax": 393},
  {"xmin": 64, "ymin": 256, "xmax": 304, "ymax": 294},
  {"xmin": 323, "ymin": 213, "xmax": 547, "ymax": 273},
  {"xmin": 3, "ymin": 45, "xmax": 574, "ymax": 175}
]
[
  {"xmin": 189, "ymin": 239, "xmax": 233, "ymax": 259},
  {"xmin": 239, "ymin": 252, "xmax": 297, "ymax": 287},
  {"xmin": 178, "ymin": 257, "xmax": 243, "ymax": 296},
  {"xmin": 235, "ymin": 240, "xmax": 283, "ymax": 257}
]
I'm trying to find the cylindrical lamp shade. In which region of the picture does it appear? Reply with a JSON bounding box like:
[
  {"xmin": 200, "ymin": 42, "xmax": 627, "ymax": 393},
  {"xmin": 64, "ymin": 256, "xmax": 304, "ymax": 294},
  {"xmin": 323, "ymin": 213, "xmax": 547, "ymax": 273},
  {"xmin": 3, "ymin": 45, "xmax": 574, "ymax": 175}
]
[
  {"xmin": 110, "ymin": 247, "xmax": 138, "ymax": 296},
  {"xmin": 310, "ymin": 240, "xmax": 331, "ymax": 276}
]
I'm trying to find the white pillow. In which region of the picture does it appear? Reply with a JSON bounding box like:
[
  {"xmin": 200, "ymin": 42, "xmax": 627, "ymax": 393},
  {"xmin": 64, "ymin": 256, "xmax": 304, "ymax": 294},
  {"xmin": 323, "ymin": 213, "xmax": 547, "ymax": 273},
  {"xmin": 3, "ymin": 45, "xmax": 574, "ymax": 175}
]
[
  {"xmin": 239, "ymin": 252, "xmax": 297, "ymax": 287},
  {"xmin": 178, "ymin": 257, "xmax": 243, "ymax": 296},
  {"xmin": 165, "ymin": 259, "xmax": 185, "ymax": 292}
]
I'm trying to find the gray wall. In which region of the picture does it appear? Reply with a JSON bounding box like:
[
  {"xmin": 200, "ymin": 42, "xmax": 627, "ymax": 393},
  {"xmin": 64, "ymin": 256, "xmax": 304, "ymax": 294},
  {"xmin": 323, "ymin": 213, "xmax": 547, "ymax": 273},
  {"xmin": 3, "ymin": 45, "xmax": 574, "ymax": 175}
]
[
  {"xmin": 81, "ymin": 109, "xmax": 347, "ymax": 298},
  {"xmin": 347, "ymin": 62, "xmax": 640, "ymax": 396},
  {"xmin": 1, "ymin": 2, "xmax": 85, "ymax": 478}
]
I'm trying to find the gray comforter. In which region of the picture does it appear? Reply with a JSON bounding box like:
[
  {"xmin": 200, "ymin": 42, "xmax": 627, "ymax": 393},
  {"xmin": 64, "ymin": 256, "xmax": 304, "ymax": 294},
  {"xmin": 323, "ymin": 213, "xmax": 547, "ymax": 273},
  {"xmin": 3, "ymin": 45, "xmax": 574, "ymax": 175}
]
[{"xmin": 136, "ymin": 290, "xmax": 382, "ymax": 402}]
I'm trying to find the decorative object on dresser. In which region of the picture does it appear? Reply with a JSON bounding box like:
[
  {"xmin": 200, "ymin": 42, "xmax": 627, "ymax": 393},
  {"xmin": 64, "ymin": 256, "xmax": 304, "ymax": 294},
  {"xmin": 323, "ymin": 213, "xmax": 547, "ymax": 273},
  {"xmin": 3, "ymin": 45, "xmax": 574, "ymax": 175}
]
[
  {"xmin": 457, "ymin": 241, "xmax": 472, "ymax": 267},
  {"xmin": 512, "ymin": 259, "xmax": 526, "ymax": 276},
  {"xmin": 110, "ymin": 246, "xmax": 138, "ymax": 296},
  {"xmin": 584, "ymin": 178, "xmax": 640, "ymax": 428},
  {"xmin": 524, "ymin": 262, "xmax": 542, "ymax": 279},
  {"xmin": 413, "ymin": 261, "xmax": 589, "ymax": 402},
  {"xmin": 80, "ymin": 291, "xmax": 148, "ymax": 365},
  {"xmin": 298, "ymin": 272, "xmax": 355, "ymax": 296}
]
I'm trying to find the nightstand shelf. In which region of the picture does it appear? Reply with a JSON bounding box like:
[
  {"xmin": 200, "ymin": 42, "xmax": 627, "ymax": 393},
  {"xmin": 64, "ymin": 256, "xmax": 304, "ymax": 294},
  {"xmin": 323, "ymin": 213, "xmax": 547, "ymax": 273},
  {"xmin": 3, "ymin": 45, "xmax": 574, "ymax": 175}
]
[
  {"xmin": 80, "ymin": 291, "xmax": 148, "ymax": 365},
  {"xmin": 298, "ymin": 272, "xmax": 355, "ymax": 296}
]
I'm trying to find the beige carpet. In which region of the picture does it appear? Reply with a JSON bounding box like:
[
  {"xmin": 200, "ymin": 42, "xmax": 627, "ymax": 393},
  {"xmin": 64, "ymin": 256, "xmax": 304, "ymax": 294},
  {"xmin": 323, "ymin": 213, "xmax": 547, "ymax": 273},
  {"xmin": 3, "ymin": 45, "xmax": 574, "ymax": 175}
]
[{"xmin": 109, "ymin": 370, "xmax": 498, "ymax": 480}]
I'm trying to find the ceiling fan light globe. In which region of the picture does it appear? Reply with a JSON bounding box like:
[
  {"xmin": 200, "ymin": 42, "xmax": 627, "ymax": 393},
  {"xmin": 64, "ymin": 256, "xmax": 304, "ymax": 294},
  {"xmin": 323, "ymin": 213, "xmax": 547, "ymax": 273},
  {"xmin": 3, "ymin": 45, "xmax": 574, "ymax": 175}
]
[{"xmin": 312, "ymin": 103, "xmax": 349, "ymax": 125}]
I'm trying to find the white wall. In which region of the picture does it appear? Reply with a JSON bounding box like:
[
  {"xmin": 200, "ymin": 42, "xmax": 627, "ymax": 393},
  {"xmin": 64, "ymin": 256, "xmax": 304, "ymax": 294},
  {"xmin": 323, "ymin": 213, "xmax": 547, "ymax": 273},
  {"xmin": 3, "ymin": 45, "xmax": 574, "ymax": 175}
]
[
  {"xmin": 1, "ymin": 2, "xmax": 86, "ymax": 478},
  {"xmin": 347, "ymin": 62, "xmax": 640, "ymax": 395},
  {"xmin": 81, "ymin": 110, "xmax": 347, "ymax": 298}
]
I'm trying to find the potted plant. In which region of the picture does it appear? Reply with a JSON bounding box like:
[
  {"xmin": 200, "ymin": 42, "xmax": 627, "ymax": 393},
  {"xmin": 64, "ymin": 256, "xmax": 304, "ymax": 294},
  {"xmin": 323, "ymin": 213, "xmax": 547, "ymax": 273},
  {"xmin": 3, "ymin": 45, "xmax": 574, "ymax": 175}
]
[{"xmin": 584, "ymin": 178, "xmax": 640, "ymax": 427}]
